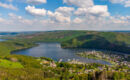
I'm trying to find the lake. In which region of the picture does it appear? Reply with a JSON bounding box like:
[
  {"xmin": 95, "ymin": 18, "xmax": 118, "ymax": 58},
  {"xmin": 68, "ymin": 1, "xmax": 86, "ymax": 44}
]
[
  {"xmin": 13, "ymin": 43, "xmax": 111, "ymax": 65},
  {"xmin": 0, "ymin": 39, "xmax": 6, "ymax": 42}
]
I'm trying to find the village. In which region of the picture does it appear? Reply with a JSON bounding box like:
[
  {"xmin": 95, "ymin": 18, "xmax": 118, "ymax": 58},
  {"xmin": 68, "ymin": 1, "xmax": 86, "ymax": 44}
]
[
  {"xmin": 37, "ymin": 50, "xmax": 130, "ymax": 75},
  {"xmin": 78, "ymin": 50, "xmax": 129, "ymax": 64}
]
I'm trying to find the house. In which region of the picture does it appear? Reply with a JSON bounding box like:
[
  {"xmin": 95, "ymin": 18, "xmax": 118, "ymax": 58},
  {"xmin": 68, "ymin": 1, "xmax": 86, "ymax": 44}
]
[{"xmin": 50, "ymin": 61, "xmax": 57, "ymax": 67}]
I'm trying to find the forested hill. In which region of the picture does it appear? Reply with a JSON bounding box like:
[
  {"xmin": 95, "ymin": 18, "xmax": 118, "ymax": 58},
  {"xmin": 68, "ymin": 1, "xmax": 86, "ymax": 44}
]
[
  {"xmin": 61, "ymin": 31, "xmax": 130, "ymax": 54},
  {"xmin": 7, "ymin": 31, "xmax": 130, "ymax": 54}
]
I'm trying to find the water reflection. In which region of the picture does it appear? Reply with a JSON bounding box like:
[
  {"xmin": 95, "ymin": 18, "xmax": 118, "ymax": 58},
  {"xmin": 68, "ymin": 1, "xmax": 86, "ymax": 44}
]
[
  {"xmin": 0, "ymin": 39, "xmax": 6, "ymax": 42},
  {"xmin": 13, "ymin": 43, "xmax": 111, "ymax": 65}
]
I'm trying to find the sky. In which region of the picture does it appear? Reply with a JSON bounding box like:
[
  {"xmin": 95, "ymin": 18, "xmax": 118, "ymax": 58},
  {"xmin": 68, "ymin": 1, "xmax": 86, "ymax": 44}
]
[{"xmin": 0, "ymin": 0, "xmax": 130, "ymax": 31}]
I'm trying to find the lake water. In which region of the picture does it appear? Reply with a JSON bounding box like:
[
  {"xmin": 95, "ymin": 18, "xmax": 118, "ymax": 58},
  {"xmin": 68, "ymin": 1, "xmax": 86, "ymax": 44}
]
[
  {"xmin": 0, "ymin": 39, "xmax": 6, "ymax": 42},
  {"xmin": 13, "ymin": 43, "xmax": 111, "ymax": 65}
]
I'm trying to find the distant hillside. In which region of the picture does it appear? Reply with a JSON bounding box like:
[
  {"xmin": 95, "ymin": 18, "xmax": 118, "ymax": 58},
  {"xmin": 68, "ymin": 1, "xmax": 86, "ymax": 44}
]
[
  {"xmin": 61, "ymin": 31, "xmax": 130, "ymax": 54},
  {"xmin": 10, "ymin": 31, "xmax": 87, "ymax": 42},
  {"xmin": 0, "ymin": 32, "xmax": 19, "ymax": 36},
  {"xmin": 111, "ymin": 31, "xmax": 130, "ymax": 33},
  {"xmin": 6, "ymin": 31, "xmax": 130, "ymax": 54}
]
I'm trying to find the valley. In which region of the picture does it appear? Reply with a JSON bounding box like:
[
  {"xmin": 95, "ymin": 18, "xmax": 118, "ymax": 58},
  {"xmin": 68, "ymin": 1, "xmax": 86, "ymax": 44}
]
[{"xmin": 0, "ymin": 31, "xmax": 129, "ymax": 80}]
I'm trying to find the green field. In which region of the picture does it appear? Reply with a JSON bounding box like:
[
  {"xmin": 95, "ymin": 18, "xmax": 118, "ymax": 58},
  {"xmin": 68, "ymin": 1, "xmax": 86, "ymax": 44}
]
[{"xmin": 0, "ymin": 59, "xmax": 23, "ymax": 68}]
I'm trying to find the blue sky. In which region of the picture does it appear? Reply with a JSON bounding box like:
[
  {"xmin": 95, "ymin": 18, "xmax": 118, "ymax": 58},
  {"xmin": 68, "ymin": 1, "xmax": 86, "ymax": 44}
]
[{"xmin": 0, "ymin": 0, "xmax": 130, "ymax": 31}]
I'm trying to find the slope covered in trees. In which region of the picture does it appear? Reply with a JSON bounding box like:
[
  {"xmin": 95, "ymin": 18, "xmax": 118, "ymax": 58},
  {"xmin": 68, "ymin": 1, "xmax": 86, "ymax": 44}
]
[
  {"xmin": 6, "ymin": 31, "xmax": 130, "ymax": 54},
  {"xmin": 60, "ymin": 31, "xmax": 130, "ymax": 53},
  {"xmin": 0, "ymin": 54, "xmax": 129, "ymax": 80},
  {"xmin": 0, "ymin": 41, "xmax": 35, "ymax": 56}
]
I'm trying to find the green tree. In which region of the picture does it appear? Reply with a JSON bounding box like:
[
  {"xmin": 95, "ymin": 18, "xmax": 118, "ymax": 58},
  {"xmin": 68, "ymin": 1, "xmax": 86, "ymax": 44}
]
[
  {"xmin": 113, "ymin": 72, "xmax": 120, "ymax": 80},
  {"xmin": 72, "ymin": 38, "xmax": 78, "ymax": 47}
]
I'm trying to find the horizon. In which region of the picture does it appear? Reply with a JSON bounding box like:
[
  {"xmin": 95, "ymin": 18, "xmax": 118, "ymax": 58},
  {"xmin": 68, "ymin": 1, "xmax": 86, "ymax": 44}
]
[{"xmin": 0, "ymin": 30, "xmax": 130, "ymax": 33}]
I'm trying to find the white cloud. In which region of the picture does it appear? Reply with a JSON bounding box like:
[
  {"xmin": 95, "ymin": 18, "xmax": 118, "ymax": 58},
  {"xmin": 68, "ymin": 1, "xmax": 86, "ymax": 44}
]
[
  {"xmin": 27, "ymin": 0, "xmax": 47, "ymax": 5},
  {"xmin": 7, "ymin": 0, "xmax": 13, "ymax": 2},
  {"xmin": 25, "ymin": 5, "xmax": 47, "ymax": 16},
  {"xmin": 47, "ymin": 11, "xmax": 71, "ymax": 23},
  {"xmin": 8, "ymin": 13, "xmax": 22, "ymax": 20},
  {"xmin": 63, "ymin": 0, "xmax": 94, "ymax": 8},
  {"xmin": 0, "ymin": 17, "xmax": 5, "ymax": 22},
  {"xmin": 109, "ymin": 0, "xmax": 124, "ymax": 3},
  {"xmin": 110, "ymin": 16, "xmax": 130, "ymax": 24},
  {"xmin": 110, "ymin": 0, "xmax": 130, "ymax": 7},
  {"xmin": 73, "ymin": 17, "xmax": 83, "ymax": 23},
  {"xmin": 56, "ymin": 7, "xmax": 74, "ymax": 16},
  {"xmin": 126, "ymin": 16, "xmax": 130, "ymax": 20},
  {"xmin": 8, "ymin": 13, "xmax": 33, "ymax": 25},
  {"xmin": 74, "ymin": 8, "xmax": 88, "ymax": 16},
  {"xmin": 0, "ymin": 13, "xmax": 130, "ymax": 31},
  {"xmin": 124, "ymin": 0, "xmax": 130, "ymax": 7},
  {"xmin": 0, "ymin": 13, "xmax": 2, "ymax": 16},
  {"xmin": 0, "ymin": 2, "xmax": 18, "ymax": 10},
  {"xmin": 75, "ymin": 5, "xmax": 110, "ymax": 17},
  {"xmin": 25, "ymin": 6, "xmax": 72, "ymax": 23},
  {"xmin": 87, "ymin": 5, "xmax": 110, "ymax": 17}
]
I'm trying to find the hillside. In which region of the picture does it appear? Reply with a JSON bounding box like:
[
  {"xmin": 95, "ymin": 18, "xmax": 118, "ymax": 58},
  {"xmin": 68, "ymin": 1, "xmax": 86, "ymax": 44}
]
[
  {"xmin": 3, "ymin": 31, "xmax": 130, "ymax": 54},
  {"xmin": 0, "ymin": 41, "xmax": 35, "ymax": 56},
  {"xmin": 0, "ymin": 54, "xmax": 129, "ymax": 80},
  {"xmin": 59, "ymin": 31, "xmax": 130, "ymax": 53},
  {"xmin": 7, "ymin": 31, "xmax": 130, "ymax": 43},
  {"xmin": 10, "ymin": 31, "xmax": 86, "ymax": 42},
  {"xmin": 57, "ymin": 32, "xmax": 130, "ymax": 53}
]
